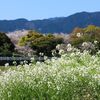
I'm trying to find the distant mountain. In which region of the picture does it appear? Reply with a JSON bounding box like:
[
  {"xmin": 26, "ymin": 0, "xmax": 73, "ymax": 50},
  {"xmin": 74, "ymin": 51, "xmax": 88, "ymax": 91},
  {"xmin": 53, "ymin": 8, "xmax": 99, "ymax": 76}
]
[{"xmin": 0, "ymin": 11, "xmax": 100, "ymax": 33}]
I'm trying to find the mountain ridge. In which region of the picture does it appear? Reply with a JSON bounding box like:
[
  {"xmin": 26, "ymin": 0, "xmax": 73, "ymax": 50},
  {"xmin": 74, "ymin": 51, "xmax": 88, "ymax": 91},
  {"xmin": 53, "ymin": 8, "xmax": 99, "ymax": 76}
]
[{"xmin": 0, "ymin": 11, "xmax": 100, "ymax": 33}]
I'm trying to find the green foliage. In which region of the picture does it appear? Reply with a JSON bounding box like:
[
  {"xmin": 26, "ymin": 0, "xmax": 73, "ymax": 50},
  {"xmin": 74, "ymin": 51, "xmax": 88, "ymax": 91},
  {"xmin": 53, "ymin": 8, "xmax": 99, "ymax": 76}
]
[
  {"xmin": 19, "ymin": 31, "xmax": 63, "ymax": 56},
  {"xmin": 18, "ymin": 30, "xmax": 43, "ymax": 46},
  {"xmin": 18, "ymin": 37, "xmax": 26, "ymax": 46},
  {"xmin": 84, "ymin": 25, "xmax": 96, "ymax": 34},
  {"xmin": 70, "ymin": 25, "xmax": 100, "ymax": 48},
  {"xmin": 0, "ymin": 32, "xmax": 15, "ymax": 55}
]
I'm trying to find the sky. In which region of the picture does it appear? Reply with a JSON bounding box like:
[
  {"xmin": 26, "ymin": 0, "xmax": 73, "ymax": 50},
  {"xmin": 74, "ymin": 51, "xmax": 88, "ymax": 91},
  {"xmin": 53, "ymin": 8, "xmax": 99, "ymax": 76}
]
[{"xmin": 0, "ymin": 0, "xmax": 100, "ymax": 20}]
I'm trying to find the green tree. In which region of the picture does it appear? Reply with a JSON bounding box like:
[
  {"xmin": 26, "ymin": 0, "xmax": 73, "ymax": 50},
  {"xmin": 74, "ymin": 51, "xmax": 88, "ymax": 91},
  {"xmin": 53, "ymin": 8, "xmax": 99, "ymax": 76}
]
[
  {"xmin": 19, "ymin": 31, "xmax": 63, "ymax": 56},
  {"xmin": 69, "ymin": 25, "xmax": 100, "ymax": 53},
  {"xmin": 84, "ymin": 25, "xmax": 96, "ymax": 34},
  {"xmin": 0, "ymin": 32, "xmax": 15, "ymax": 56}
]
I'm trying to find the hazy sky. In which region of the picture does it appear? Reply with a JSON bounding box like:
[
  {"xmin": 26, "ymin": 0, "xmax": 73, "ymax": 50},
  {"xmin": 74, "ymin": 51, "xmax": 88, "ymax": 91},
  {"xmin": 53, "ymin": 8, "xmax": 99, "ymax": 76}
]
[{"xmin": 0, "ymin": 0, "xmax": 100, "ymax": 20}]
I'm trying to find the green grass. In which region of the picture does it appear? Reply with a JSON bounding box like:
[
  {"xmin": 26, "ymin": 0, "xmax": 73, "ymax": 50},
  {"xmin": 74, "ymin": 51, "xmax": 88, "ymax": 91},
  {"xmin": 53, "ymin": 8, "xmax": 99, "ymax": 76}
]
[{"xmin": 0, "ymin": 66, "xmax": 15, "ymax": 71}]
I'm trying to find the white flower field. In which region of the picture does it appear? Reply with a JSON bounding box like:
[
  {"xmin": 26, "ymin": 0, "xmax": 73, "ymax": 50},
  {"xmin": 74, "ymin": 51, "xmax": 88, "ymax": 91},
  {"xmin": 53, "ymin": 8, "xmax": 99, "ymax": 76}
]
[{"xmin": 0, "ymin": 50, "xmax": 100, "ymax": 99}]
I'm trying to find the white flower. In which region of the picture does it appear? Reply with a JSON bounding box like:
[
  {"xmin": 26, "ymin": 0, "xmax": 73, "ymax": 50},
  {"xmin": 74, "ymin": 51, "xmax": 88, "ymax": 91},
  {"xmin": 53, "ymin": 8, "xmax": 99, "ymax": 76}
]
[
  {"xmin": 70, "ymin": 53, "xmax": 75, "ymax": 56},
  {"xmin": 76, "ymin": 33, "xmax": 81, "ymax": 37},
  {"xmin": 5, "ymin": 63, "xmax": 9, "ymax": 67},
  {"xmin": 30, "ymin": 57, "xmax": 35, "ymax": 62},
  {"xmin": 94, "ymin": 40, "xmax": 98, "ymax": 44},
  {"xmin": 24, "ymin": 60, "xmax": 28, "ymax": 64},
  {"xmin": 39, "ymin": 52, "xmax": 44, "ymax": 56},
  {"xmin": 36, "ymin": 61, "xmax": 41, "ymax": 65},
  {"xmin": 28, "ymin": 53, "xmax": 31, "ymax": 57},
  {"xmin": 97, "ymin": 50, "xmax": 100, "ymax": 54},
  {"xmin": 44, "ymin": 56, "xmax": 48, "ymax": 60},
  {"xmin": 56, "ymin": 44, "xmax": 61, "ymax": 50},
  {"xmin": 67, "ymin": 43, "xmax": 71, "ymax": 48},
  {"xmin": 59, "ymin": 49, "xmax": 65, "ymax": 55},
  {"xmin": 13, "ymin": 61, "xmax": 17, "ymax": 66},
  {"xmin": 29, "ymin": 63, "xmax": 32, "ymax": 66},
  {"xmin": 82, "ymin": 42, "xmax": 88, "ymax": 47},
  {"xmin": 20, "ymin": 61, "xmax": 24, "ymax": 65},
  {"xmin": 67, "ymin": 47, "xmax": 72, "ymax": 52}
]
